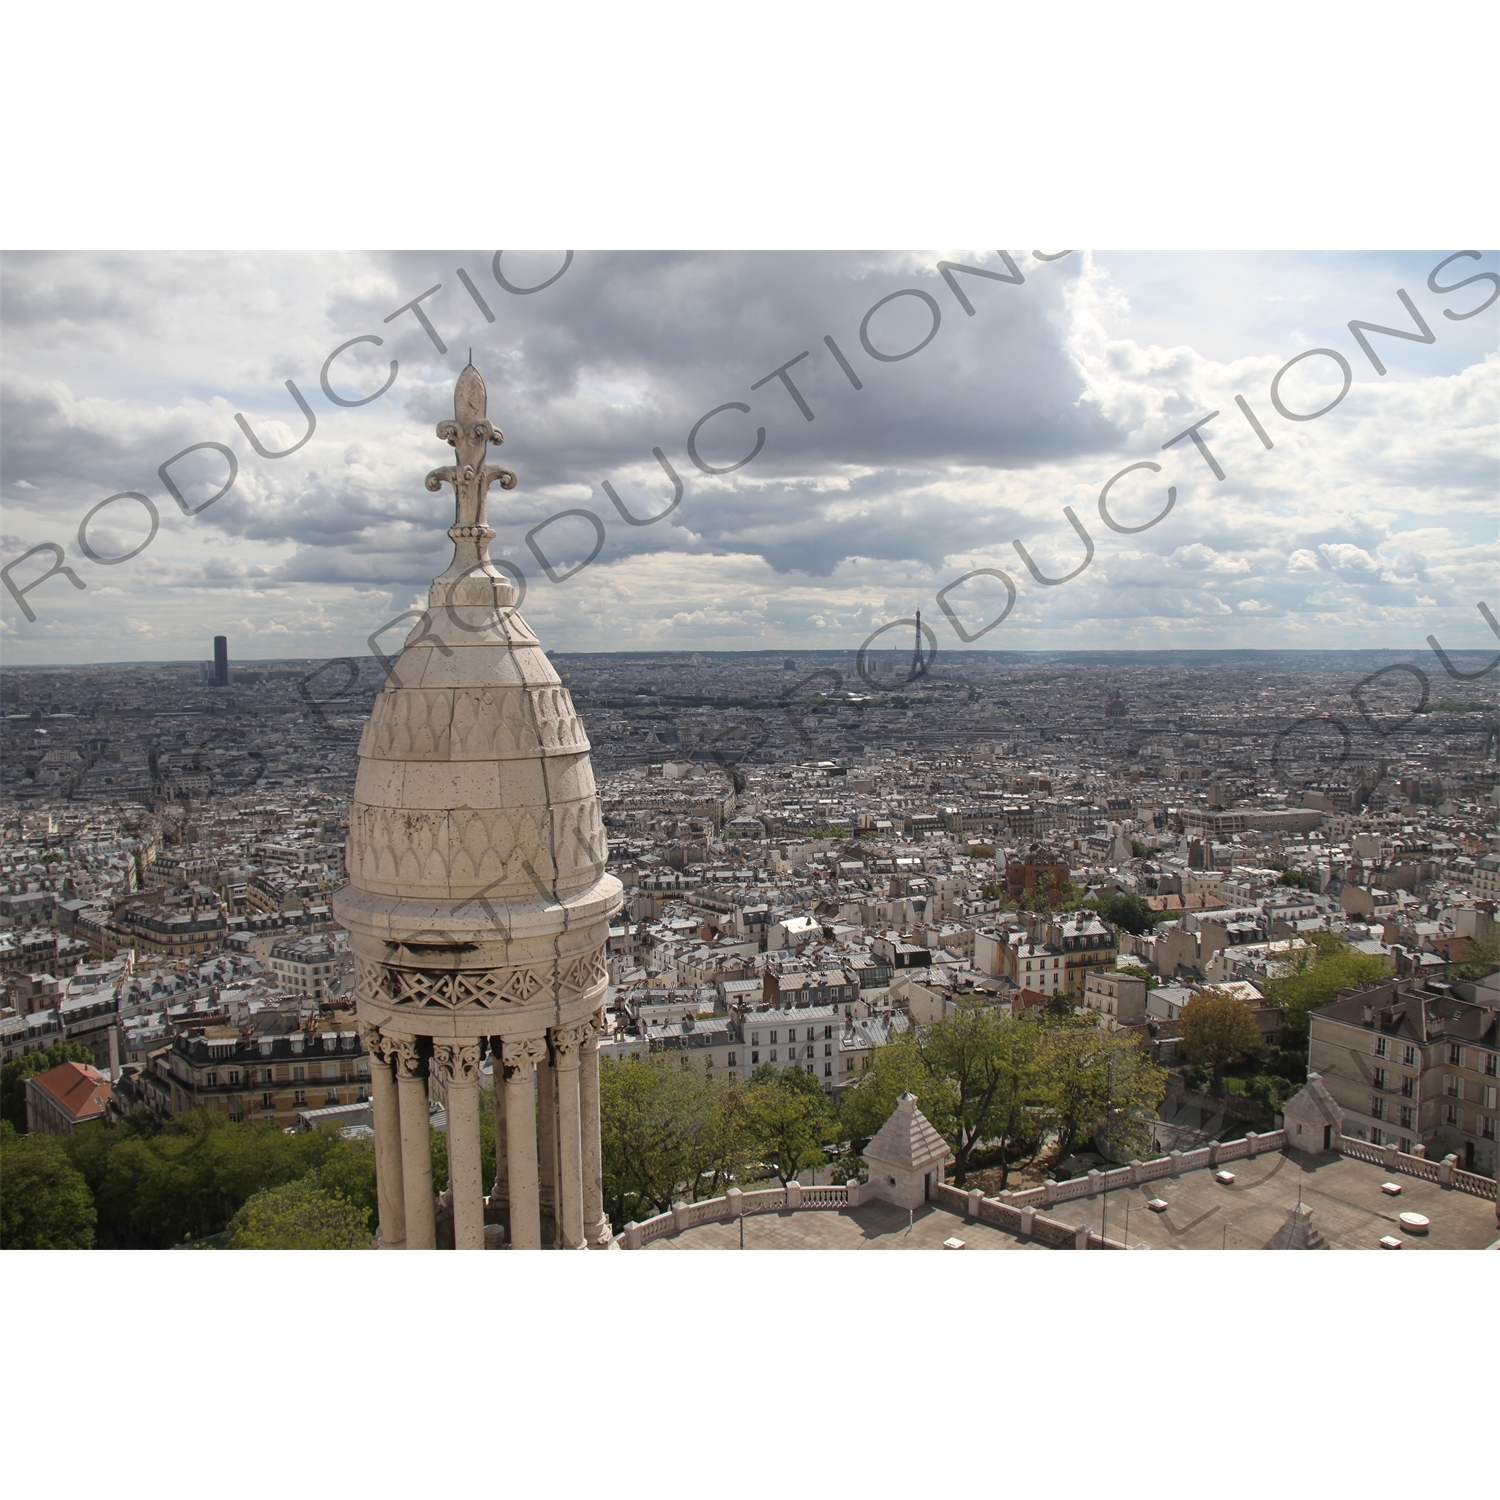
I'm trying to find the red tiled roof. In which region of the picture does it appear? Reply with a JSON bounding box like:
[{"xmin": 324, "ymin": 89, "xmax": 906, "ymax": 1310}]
[
  {"xmin": 28, "ymin": 1061, "xmax": 112, "ymax": 1123},
  {"xmin": 1147, "ymin": 892, "xmax": 1228, "ymax": 913}
]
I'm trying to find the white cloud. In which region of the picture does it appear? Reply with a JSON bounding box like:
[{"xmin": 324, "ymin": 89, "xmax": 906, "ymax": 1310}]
[{"xmin": 3, "ymin": 249, "xmax": 1497, "ymax": 660}]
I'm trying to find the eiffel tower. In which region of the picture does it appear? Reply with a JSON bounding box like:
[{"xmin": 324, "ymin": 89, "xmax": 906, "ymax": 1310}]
[{"xmin": 908, "ymin": 609, "xmax": 926, "ymax": 681}]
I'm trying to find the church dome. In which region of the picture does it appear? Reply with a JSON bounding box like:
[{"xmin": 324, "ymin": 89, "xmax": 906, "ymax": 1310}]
[{"xmin": 333, "ymin": 363, "xmax": 621, "ymax": 1042}]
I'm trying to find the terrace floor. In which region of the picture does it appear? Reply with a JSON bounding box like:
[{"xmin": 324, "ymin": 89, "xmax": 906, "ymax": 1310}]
[
  {"xmin": 1052, "ymin": 1149, "xmax": 1499, "ymax": 1251},
  {"xmin": 640, "ymin": 1152, "xmax": 1500, "ymax": 1251},
  {"xmin": 642, "ymin": 1198, "xmax": 1049, "ymax": 1251}
]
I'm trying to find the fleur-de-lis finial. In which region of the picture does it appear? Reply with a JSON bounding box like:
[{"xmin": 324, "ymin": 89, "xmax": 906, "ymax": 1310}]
[{"xmin": 423, "ymin": 361, "xmax": 518, "ymax": 585}]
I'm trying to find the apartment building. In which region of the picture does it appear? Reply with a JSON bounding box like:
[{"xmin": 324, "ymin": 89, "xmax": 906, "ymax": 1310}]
[
  {"xmin": 1308, "ymin": 978, "xmax": 1499, "ymax": 1176},
  {"xmin": 646, "ymin": 1012, "xmax": 741, "ymax": 1081},
  {"xmin": 1037, "ymin": 912, "xmax": 1118, "ymax": 999},
  {"xmin": 267, "ymin": 934, "xmax": 340, "ymax": 1001},
  {"xmin": 1082, "ymin": 969, "xmax": 1149, "ymax": 1028},
  {"xmin": 742, "ymin": 1004, "xmax": 843, "ymax": 1086},
  {"xmin": 134, "ymin": 1017, "xmax": 370, "ymax": 1127}
]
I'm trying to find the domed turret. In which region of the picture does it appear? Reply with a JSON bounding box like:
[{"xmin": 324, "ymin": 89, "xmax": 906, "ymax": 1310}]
[{"xmin": 334, "ymin": 363, "xmax": 621, "ymax": 1251}]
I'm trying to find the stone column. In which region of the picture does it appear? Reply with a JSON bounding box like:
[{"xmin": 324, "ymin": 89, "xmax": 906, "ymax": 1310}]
[
  {"xmin": 359, "ymin": 1022, "xmax": 406, "ymax": 1250},
  {"xmin": 579, "ymin": 1009, "xmax": 609, "ymax": 1248},
  {"xmin": 433, "ymin": 1040, "xmax": 484, "ymax": 1251},
  {"xmin": 488, "ymin": 1037, "xmax": 509, "ymax": 1233},
  {"xmin": 502, "ymin": 1036, "xmax": 546, "ymax": 1250},
  {"xmin": 551, "ymin": 1022, "xmax": 588, "ymax": 1251},
  {"xmin": 391, "ymin": 1035, "xmax": 436, "ymax": 1250},
  {"xmin": 537, "ymin": 1052, "xmax": 559, "ymax": 1248}
]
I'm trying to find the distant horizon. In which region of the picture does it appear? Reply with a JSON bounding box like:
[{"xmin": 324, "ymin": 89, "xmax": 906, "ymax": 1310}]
[{"xmin": 4, "ymin": 643, "xmax": 1497, "ymax": 672}]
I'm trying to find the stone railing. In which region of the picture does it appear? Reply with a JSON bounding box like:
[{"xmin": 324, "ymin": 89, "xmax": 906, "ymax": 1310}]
[
  {"xmin": 1339, "ymin": 1136, "xmax": 1494, "ymax": 1198},
  {"xmin": 619, "ymin": 1181, "xmax": 839, "ymax": 1247},
  {"xmin": 1453, "ymin": 1168, "xmax": 1497, "ymax": 1200},
  {"xmin": 940, "ymin": 1179, "xmax": 1125, "ymax": 1249}
]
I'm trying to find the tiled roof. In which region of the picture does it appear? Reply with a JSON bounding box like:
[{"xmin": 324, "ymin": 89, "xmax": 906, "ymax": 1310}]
[
  {"xmin": 863, "ymin": 1092, "xmax": 951, "ymax": 1171},
  {"xmin": 28, "ymin": 1061, "xmax": 112, "ymax": 1123}
]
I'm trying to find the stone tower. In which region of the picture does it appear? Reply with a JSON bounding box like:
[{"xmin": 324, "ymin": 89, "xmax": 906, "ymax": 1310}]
[{"xmin": 333, "ymin": 363, "xmax": 622, "ymax": 1250}]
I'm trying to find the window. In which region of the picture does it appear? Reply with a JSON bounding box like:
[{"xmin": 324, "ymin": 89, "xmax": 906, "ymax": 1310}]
[
  {"xmin": 357, "ymin": 1086, "xmax": 369, "ymax": 1103},
  {"xmin": 1399, "ymin": 1106, "xmax": 1415, "ymax": 1130},
  {"xmin": 727, "ymin": 1051, "xmax": 737, "ymax": 1066},
  {"xmin": 205, "ymin": 1071, "xmax": 218, "ymax": 1086},
  {"xmin": 770, "ymin": 1049, "xmax": 778, "ymax": 1062},
  {"xmin": 824, "ymin": 1062, "xmax": 832, "ymax": 1077},
  {"xmin": 1372, "ymin": 1068, "xmax": 1387, "ymax": 1091},
  {"xmin": 1446, "ymin": 1075, "xmax": 1462, "ymax": 1098},
  {"xmin": 1448, "ymin": 1044, "xmax": 1463, "ymax": 1066},
  {"xmin": 293, "ymin": 1090, "xmax": 307, "ymax": 1107},
  {"xmin": 293, "ymin": 1066, "xmax": 305, "ymax": 1082},
  {"xmin": 1486, "ymin": 1086, "xmax": 1498, "ymax": 1110},
  {"xmin": 261, "ymin": 1093, "xmax": 275, "ymax": 1109},
  {"xmin": 1482, "ymin": 1117, "xmax": 1496, "ymax": 1142},
  {"xmin": 1374, "ymin": 1037, "xmax": 1389, "ymax": 1059},
  {"xmin": 1370, "ymin": 1098, "xmax": 1385, "ymax": 1120},
  {"xmin": 751, "ymin": 1032, "xmax": 760, "ymax": 1046},
  {"xmin": 228, "ymin": 1070, "xmax": 240, "ymax": 1085},
  {"xmin": 751, "ymin": 1051, "xmax": 760, "ymax": 1065},
  {"xmin": 1400, "ymin": 1076, "xmax": 1415, "ymax": 1099},
  {"xmin": 1370, "ymin": 1128, "xmax": 1383, "ymax": 1146},
  {"xmin": 1399, "ymin": 1138, "xmax": 1412, "ymax": 1154},
  {"xmin": 770, "ymin": 1031, "xmax": 778, "ymax": 1044},
  {"xmin": 228, "ymin": 1109, "xmax": 243, "ymax": 1123},
  {"xmin": 1402, "ymin": 1045, "xmax": 1418, "ymax": 1068},
  {"xmin": 1486, "ymin": 1053, "xmax": 1498, "ymax": 1078},
  {"xmin": 805, "ymin": 1044, "xmax": 814, "ymax": 1058},
  {"xmin": 263, "ymin": 1068, "xmax": 274, "ymax": 1083},
  {"xmin": 824, "ymin": 1043, "xmax": 832, "ymax": 1057},
  {"xmin": 325, "ymin": 1088, "xmax": 338, "ymax": 1105}
]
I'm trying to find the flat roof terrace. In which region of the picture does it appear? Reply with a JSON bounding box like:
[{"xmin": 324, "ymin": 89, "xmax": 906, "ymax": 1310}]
[
  {"xmin": 643, "ymin": 1198, "xmax": 1050, "ymax": 1251},
  {"xmin": 1053, "ymin": 1150, "xmax": 1499, "ymax": 1251},
  {"xmin": 638, "ymin": 1152, "xmax": 1498, "ymax": 1251}
]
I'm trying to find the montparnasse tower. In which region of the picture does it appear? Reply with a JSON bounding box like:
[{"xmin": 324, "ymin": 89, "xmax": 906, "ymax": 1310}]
[{"xmin": 333, "ymin": 362, "xmax": 622, "ymax": 1250}]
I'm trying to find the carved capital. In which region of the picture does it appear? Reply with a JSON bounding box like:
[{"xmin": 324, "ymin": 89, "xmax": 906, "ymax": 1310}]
[
  {"xmin": 581, "ymin": 1007, "xmax": 604, "ymax": 1056},
  {"xmin": 389, "ymin": 1034, "xmax": 427, "ymax": 1081},
  {"xmin": 501, "ymin": 1035, "xmax": 548, "ymax": 1078},
  {"xmin": 357, "ymin": 1020, "xmax": 389, "ymax": 1064},
  {"xmin": 550, "ymin": 1022, "xmax": 589, "ymax": 1066},
  {"xmin": 432, "ymin": 1040, "xmax": 482, "ymax": 1087}
]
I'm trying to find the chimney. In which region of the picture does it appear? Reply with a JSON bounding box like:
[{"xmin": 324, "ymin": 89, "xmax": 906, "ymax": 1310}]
[{"xmin": 1362, "ymin": 1003, "xmax": 1374, "ymax": 1026}]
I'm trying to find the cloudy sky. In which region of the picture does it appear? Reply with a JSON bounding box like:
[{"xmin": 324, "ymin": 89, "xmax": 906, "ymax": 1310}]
[{"xmin": 1, "ymin": 249, "xmax": 1495, "ymax": 665}]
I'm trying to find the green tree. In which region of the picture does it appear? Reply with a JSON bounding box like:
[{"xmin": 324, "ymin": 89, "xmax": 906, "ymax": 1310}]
[
  {"xmin": 1263, "ymin": 935, "xmax": 1391, "ymax": 1056},
  {"xmin": 1042, "ymin": 1019, "xmax": 1167, "ymax": 1166},
  {"xmin": 1, "ymin": 1042, "xmax": 96, "ymax": 1133},
  {"xmin": 1, "ymin": 1122, "xmax": 96, "ymax": 1249},
  {"xmin": 1092, "ymin": 891, "xmax": 1156, "ymax": 936},
  {"xmin": 1452, "ymin": 936, "xmax": 1499, "ymax": 982},
  {"xmin": 315, "ymin": 1134, "xmax": 380, "ymax": 1226},
  {"xmin": 840, "ymin": 1011, "xmax": 1053, "ymax": 1187},
  {"xmin": 599, "ymin": 1056, "xmax": 713, "ymax": 1224},
  {"xmin": 1179, "ymin": 988, "xmax": 1264, "ymax": 1096},
  {"xmin": 838, "ymin": 1033, "xmax": 932, "ymax": 1146},
  {"xmin": 745, "ymin": 1067, "xmax": 839, "ymax": 1185},
  {"xmin": 225, "ymin": 1177, "xmax": 371, "ymax": 1249}
]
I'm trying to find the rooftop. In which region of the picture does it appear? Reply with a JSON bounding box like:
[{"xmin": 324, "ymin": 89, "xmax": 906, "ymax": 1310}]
[{"xmin": 638, "ymin": 1150, "xmax": 1498, "ymax": 1251}]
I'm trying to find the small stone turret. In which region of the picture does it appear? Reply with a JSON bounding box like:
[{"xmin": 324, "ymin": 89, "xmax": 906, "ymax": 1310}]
[
  {"xmin": 862, "ymin": 1092, "xmax": 952, "ymax": 1210},
  {"xmin": 1282, "ymin": 1071, "xmax": 1344, "ymax": 1156}
]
